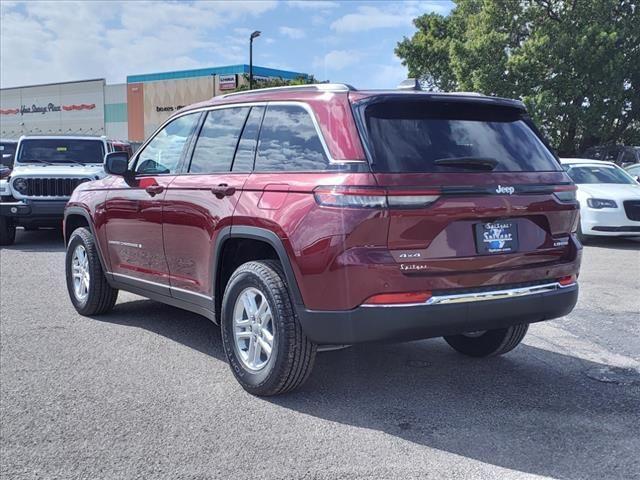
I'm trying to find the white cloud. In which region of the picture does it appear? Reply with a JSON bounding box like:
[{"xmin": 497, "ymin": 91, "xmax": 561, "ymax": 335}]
[
  {"xmin": 313, "ymin": 50, "xmax": 363, "ymax": 71},
  {"xmin": 279, "ymin": 26, "xmax": 306, "ymax": 39},
  {"xmin": 287, "ymin": 1, "xmax": 339, "ymax": 9},
  {"xmin": 369, "ymin": 57, "xmax": 408, "ymax": 89},
  {"xmin": 330, "ymin": 2, "xmax": 449, "ymax": 33},
  {"xmin": 0, "ymin": 1, "xmax": 277, "ymax": 88}
]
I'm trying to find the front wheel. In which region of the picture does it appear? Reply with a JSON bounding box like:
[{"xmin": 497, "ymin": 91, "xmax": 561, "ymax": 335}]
[
  {"xmin": 0, "ymin": 215, "xmax": 16, "ymax": 246},
  {"xmin": 65, "ymin": 227, "xmax": 118, "ymax": 315},
  {"xmin": 444, "ymin": 324, "xmax": 529, "ymax": 357},
  {"xmin": 221, "ymin": 260, "xmax": 316, "ymax": 396}
]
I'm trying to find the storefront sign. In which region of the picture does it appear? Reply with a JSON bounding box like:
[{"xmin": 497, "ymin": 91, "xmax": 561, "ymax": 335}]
[
  {"xmin": 1, "ymin": 103, "xmax": 96, "ymax": 115},
  {"xmin": 219, "ymin": 74, "xmax": 237, "ymax": 90}
]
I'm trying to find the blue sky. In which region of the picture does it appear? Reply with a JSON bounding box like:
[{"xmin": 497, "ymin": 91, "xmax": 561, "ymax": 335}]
[{"xmin": 0, "ymin": 1, "xmax": 453, "ymax": 89}]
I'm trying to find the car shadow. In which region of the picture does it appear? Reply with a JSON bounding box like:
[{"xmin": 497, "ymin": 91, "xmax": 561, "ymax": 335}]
[
  {"xmin": 93, "ymin": 298, "xmax": 226, "ymax": 361},
  {"xmin": 91, "ymin": 297, "xmax": 640, "ymax": 480},
  {"xmin": 583, "ymin": 236, "xmax": 640, "ymax": 250},
  {"xmin": 1, "ymin": 228, "xmax": 65, "ymax": 252}
]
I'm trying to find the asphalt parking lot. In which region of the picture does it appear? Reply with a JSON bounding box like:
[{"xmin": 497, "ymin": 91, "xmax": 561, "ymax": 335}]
[{"xmin": 1, "ymin": 229, "xmax": 639, "ymax": 480}]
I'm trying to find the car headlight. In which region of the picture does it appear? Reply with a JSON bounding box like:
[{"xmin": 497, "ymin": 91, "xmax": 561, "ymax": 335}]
[
  {"xmin": 12, "ymin": 178, "xmax": 28, "ymax": 194},
  {"xmin": 586, "ymin": 198, "xmax": 617, "ymax": 209}
]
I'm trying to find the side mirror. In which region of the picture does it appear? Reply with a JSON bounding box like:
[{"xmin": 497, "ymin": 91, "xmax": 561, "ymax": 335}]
[{"xmin": 104, "ymin": 151, "xmax": 129, "ymax": 176}]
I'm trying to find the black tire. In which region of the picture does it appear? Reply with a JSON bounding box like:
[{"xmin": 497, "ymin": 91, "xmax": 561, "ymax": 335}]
[
  {"xmin": 65, "ymin": 227, "xmax": 118, "ymax": 315},
  {"xmin": 221, "ymin": 260, "xmax": 316, "ymax": 396},
  {"xmin": 0, "ymin": 215, "xmax": 16, "ymax": 246},
  {"xmin": 444, "ymin": 324, "xmax": 529, "ymax": 357},
  {"xmin": 577, "ymin": 222, "xmax": 590, "ymax": 245}
]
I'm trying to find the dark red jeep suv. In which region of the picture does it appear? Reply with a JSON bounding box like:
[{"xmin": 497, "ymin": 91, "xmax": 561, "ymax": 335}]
[{"xmin": 64, "ymin": 84, "xmax": 581, "ymax": 395}]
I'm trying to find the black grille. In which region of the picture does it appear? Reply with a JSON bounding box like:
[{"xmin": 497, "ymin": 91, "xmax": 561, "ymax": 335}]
[
  {"xmin": 22, "ymin": 177, "xmax": 85, "ymax": 197},
  {"xmin": 624, "ymin": 200, "xmax": 640, "ymax": 221}
]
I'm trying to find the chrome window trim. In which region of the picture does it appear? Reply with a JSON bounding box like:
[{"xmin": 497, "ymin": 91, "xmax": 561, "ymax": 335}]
[
  {"xmin": 361, "ymin": 281, "xmax": 576, "ymax": 308},
  {"xmin": 132, "ymin": 100, "xmax": 365, "ymax": 168}
]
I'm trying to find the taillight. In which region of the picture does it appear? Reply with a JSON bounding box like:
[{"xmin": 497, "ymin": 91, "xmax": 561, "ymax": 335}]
[
  {"xmin": 553, "ymin": 184, "xmax": 577, "ymax": 202},
  {"xmin": 558, "ymin": 274, "xmax": 577, "ymax": 286},
  {"xmin": 363, "ymin": 291, "xmax": 432, "ymax": 306},
  {"xmin": 314, "ymin": 186, "xmax": 440, "ymax": 209},
  {"xmin": 313, "ymin": 186, "xmax": 387, "ymax": 208}
]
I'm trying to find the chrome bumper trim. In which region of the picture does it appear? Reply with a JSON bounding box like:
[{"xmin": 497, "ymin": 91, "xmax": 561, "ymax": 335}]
[{"xmin": 362, "ymin": 282, "xmax": 575, "ymax": 308}]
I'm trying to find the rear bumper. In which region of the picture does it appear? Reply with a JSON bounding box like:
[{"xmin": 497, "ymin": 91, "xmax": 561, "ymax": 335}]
[{"xmin": 297, "ymin": 282, "xmax": 579, "ymax": 344}]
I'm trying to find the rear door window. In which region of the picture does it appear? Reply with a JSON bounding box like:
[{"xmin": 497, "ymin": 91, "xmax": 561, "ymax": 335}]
[
  {"xmin": 232, "ymin": 106, "xmax": 265, "ymax": 172},
  {"xmin": 255, "ymin": 104, "xmax": 329, "ymax": 171},
  {"xmin": 189, "ymin": 107, "xmax": 250, "ymax": 173},
  {"xmin": 362, "ymin": 101, "xmax": 561, "ymax": 173}
]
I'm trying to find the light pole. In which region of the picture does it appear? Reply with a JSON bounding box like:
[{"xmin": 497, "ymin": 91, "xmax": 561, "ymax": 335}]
[{"xmin": 249, "ymin": 30, "xmax": 261, "ymax": 90}]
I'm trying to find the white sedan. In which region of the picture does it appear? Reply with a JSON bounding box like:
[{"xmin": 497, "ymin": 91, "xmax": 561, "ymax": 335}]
[{"xmin": 561, "ymin": 158, "xmax": 640, "ymax": 241}]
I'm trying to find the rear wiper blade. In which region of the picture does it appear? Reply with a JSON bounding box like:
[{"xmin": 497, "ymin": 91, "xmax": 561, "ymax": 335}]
[{"xmin": 434, "ymin": 157, "xmax": 498, "ymax": 171}]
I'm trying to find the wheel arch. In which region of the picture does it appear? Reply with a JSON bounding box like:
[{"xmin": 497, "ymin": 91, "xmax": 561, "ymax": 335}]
[
  {"xmin": 214, "ymin": 226, "xmax": 305, "ymax": 322},
  {"xmin": 64, "ymin": 207, "xmax": 109, "ymax": 274}
]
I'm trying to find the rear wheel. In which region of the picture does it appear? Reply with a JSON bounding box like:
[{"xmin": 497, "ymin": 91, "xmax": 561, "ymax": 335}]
[
  {"xmin": 65, "ymin": 227, "xmax": 118, "ymax": 315},
  {"xmin": 0, "ymin": 216, "xmax": 16, "ymax": 246},
  {"xmin": 444, "ymin": 324, "xmax": 529, "ymax": 357},
  {"xmin": 221, "ymin": 260, "xmax": 316, "ymax": 396}
]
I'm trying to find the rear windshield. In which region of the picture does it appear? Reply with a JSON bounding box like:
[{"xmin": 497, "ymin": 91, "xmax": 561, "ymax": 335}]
[
  {"xmin": 17, "ymin": 139, "xmax": 105, "ymax": 165},
  {"xmin": 363, "ymin": 101, "xmax": 561, "ymax": 173},
  {"xmin": 564, "ymin": 164, "xmax": 635, "ymax": 185}
]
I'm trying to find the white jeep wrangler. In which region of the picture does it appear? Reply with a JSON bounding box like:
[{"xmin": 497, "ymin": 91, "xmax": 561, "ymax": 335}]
[{"xmin": 0, "ymin": 135, "xmax": 130, "ymax": 245}]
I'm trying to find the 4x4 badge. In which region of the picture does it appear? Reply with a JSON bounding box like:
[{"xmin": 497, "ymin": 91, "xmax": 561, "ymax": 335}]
[{"xmin": 496, "ymin": 185, "xmax": 515, "ymax": 195}]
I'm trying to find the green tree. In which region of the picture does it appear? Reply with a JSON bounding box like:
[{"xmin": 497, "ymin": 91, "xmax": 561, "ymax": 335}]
[
  {"xmin": 232, "ymin": 74, "xmax": 324, "ymax": 92},
  {"xmin": 396, "ymin": 0, "xmax": 639, "ymax": 156}
]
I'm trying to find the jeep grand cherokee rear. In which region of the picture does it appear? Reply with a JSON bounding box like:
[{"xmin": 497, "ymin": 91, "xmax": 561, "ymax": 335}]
[
  {"xmin": 64, "ymin": 85, "xmax": 580, "ymax": 396},
  {"xmin": 297, "ymin": 93, "xmax": 580, "ymax": 346}
]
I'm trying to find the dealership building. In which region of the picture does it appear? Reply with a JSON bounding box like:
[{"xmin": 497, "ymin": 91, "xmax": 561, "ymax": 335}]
[{"xmin": 0, "ymin": 65, "xmax": 308, "ymax": 143}]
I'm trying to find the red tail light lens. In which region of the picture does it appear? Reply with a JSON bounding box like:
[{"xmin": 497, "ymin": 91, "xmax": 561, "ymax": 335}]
[
  {"xmin": 558, "ymin": 275, "xmax": 576, "ymax": 286},
  {"xmin": 314, "ymin": 186, "xmax": 440, "ymax": 209},
  {"xmin": 363, "ymin": 291, "xmax": 432, "ymax": 305}
]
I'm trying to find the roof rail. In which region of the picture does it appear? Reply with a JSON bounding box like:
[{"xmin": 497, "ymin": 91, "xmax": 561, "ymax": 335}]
[{"xmin": 222, "ymin": 83, "xmax": 356, "ymax": 98}]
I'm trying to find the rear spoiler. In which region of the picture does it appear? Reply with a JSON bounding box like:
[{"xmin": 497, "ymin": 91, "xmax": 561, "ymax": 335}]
[{"xmin": 350, "ymin": 92, "xmax": 526, "ymax": 112}]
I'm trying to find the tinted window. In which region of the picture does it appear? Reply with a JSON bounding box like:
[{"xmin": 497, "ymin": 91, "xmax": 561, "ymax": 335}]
[
  {"xmin": 189, "ymin": 107, "xmax": 249, "ymax": 173},
  {"xmin": 135, "ymin": 113, "xmax": 200, "ymax": 175},
  {"xmin": 17, "ymin": 139, "xmax": 104, "ymax": 165},
  {"xmin": 565, "ymin": 165, "xmax": 635, "ymax": 185},
  {"xmin": 1, "ymin": 142, "xmax": 17, "ymax": 167},
  {"xmin": 626, "ymin": 164, "xmax": 640, "ymax": 176},
  {"xmin": 233, "ymin": 106, "xmax": 265, "ymax": 172},
  {"xmin": 364, "ymin": 101, "xmax": 561, "ymax": 173},
  {"xmin": 621, "ymin": 149, "xmax": 636, "ymax": 164},
  {"xmin": 256, "ymin": 105, "xmax": 329, "ymax": 171}
]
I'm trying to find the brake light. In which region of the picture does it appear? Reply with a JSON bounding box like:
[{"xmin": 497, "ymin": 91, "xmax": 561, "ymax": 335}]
[
  {"xmin": 363, "ymin": 291, "xmax": 432, "ymax": 305},
  {"xmin": 314, "ymin": 186, "xmax": 440, "ymax": 209},
  {"xmin": 558, "ymin": 275, "xmax": 576, "ymax": 286},
  {"xmin": 553, "ymin": 184, "xmax": 577, "ymax": 202}
]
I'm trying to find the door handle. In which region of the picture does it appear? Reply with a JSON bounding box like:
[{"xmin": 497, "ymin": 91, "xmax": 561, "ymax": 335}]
[
  {"xmin": 145, "ymin": 185, "xmax": 165, "ymax": 196},
  {"xmin": 210, "ymin": 184, "xmax": 236, "ymax": 199}
]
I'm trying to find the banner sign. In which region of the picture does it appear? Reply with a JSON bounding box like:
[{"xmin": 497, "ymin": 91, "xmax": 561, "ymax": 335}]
[{"xmin": 219, "ymin": 74, "xmax": 237, "ymax": 90}]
